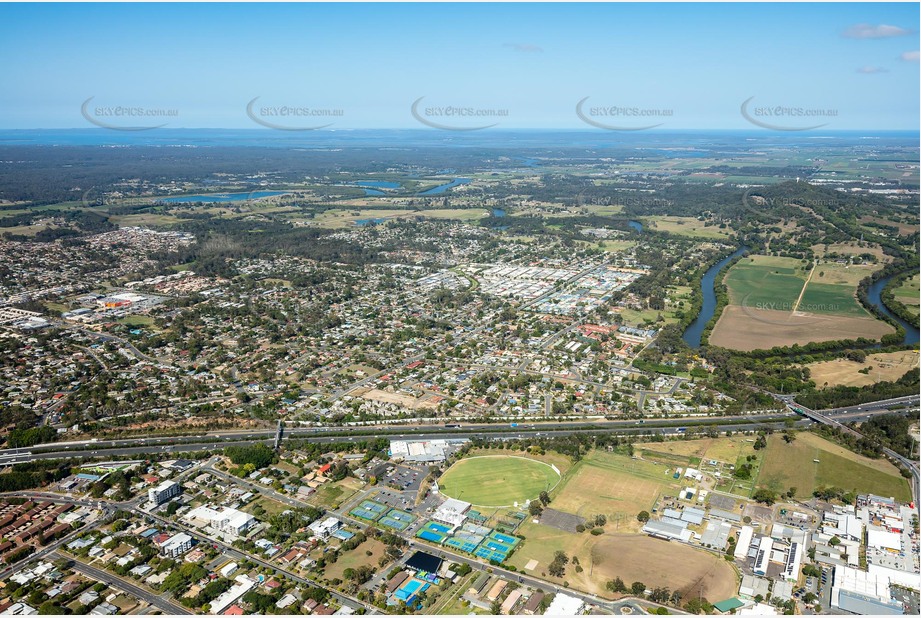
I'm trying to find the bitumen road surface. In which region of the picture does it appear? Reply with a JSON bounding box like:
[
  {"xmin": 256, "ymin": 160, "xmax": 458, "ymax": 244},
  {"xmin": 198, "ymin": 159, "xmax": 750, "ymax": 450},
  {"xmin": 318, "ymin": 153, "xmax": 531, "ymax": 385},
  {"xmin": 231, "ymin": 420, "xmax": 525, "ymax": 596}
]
[{"xmin": 53, "ymin": 551, "xmax": 192, "ymax": 615}]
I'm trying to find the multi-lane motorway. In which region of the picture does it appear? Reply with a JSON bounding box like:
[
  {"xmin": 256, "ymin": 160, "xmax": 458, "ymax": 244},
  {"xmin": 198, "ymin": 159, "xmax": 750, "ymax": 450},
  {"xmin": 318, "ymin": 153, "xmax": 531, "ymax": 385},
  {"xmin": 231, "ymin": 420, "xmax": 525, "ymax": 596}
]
[{"xmin": 1, "ymin": 395, "xmax": 916, "ymax": 468}]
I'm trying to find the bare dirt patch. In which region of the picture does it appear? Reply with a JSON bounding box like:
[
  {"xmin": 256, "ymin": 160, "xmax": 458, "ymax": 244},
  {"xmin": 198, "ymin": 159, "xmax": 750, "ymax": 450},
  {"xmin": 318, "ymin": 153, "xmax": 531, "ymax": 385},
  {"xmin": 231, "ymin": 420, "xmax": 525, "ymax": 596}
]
[
  {"xmin": 357, "ymin": 387, "xmax": 438, "ymax": 409},
  {"xmin": 709, "ymin": 306, "xmax": 894, "ymax": 351}
]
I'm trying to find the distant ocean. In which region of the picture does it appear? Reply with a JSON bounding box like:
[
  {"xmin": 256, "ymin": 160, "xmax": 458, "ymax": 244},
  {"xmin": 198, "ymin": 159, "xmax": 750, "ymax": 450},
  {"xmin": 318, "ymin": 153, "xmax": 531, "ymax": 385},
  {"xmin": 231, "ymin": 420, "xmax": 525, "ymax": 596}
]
[{"xmin": 0, "ymin": 129, "xmax": 917, "ymax": 149}]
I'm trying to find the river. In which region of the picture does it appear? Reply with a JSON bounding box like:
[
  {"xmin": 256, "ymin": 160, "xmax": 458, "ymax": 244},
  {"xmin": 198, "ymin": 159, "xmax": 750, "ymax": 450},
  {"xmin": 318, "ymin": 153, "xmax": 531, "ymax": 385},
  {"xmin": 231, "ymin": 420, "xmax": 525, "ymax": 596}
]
[
  {"xmin": 160, "ymin": 190, "xmax": 287, "ymax": 203},
  {"xmin": 867, "ymin": 274, "xmax": 920, "ymax": 345},
  {"xmin": 682, "ymin": 246, "xmax": 750, "ymax": 348},
  {"xmin": 682, "ymin": 249, "xmax": 919, "ymax": 348}
]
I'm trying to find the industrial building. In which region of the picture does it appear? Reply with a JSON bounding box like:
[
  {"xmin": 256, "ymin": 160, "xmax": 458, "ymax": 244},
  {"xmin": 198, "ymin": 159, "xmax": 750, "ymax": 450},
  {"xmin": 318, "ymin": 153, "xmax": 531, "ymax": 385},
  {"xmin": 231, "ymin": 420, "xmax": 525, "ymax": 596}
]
[
  {"xmin": 544, "ymin": 593, "xmax": 584, "ymax": 616},
  {"xmin": 830, "ymin": 565, "xmax": 905, "ymax": 615}
]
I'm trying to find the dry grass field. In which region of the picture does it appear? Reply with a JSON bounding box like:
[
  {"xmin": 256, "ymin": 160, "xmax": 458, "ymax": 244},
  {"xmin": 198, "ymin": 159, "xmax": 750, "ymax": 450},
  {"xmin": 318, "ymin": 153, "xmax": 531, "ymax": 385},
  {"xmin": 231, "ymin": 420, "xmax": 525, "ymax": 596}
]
[
  {"xmin": 807, "ymin": 350, "xmax": 920, "ymax": 388},
  {"xmin": 507, "ymin": 522, "xmax": 737, "ymax": 601},
  {"xmin": 813, "ymin": 241, "xmax": 891, "ymax": 263},
  {"xmin": 649, "ymin": 216, "xmax": 731, "ymax": 239},
  {"xmin": 757, "ymin": 432, "xmax": 911, "ymax": 501},
  {"xmin": 550, "ymin": 450, "xmax": 679, "ymax": 531},
  {"xmin": 709, "ymin": 306, "xmax": 894, "ymax": 351},
  {"xmin": 637, "ymin": 436, "xmax": 758, "ymax": 466}
]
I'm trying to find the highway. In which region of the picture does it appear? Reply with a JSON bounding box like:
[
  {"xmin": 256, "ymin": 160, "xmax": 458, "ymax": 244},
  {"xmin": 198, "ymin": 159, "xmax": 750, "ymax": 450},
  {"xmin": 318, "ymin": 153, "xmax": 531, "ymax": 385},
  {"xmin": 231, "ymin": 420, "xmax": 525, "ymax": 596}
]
[
  {"xmin": 0, "ymin": 411, "xmax": 811, "ymax": 457},
  {"xmin": 0, "ymin": 421, "xmax": 819, "ymax": 466},
  {"xmin": 3, "ymin": 396, "xmax": 915, "ymax": 467}
]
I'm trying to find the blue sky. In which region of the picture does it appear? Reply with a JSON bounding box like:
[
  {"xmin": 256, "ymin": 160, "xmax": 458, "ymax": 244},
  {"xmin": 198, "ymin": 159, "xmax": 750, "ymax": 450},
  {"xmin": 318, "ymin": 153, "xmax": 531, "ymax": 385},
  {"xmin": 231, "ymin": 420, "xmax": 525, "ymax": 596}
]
[{"xmin": 0, "ymin": 2, "xmax": 918, "ymax": 130}]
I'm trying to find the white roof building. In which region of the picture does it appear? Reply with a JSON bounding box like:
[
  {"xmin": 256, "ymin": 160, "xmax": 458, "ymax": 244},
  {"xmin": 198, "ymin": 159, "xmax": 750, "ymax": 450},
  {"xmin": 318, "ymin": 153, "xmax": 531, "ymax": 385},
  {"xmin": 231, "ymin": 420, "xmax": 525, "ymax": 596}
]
[
  {"xmin": 309, "ymin": 517, "xmax": 342, "ymax": 539},
  {"xmin": 753, "ymin": 536, "xmax": 773, "ymax": 575},
  {"xmin": 831, "ymin": 565, "xmax": 904, "ymax": 614},
  {"xmin": 867, "ymin": 529, "xmax": 902, "ymax": 551},
  {"xmin": 432, "ymin": 498, "xmax": 471, "ymax": 529},
  {"xmin": 209, "ymin": 575, "xmax": 256, "ymax": 615},
  {"xmin": 160, "ymin": 532, "xmax": 193, "ymax": 557},
  {"xmin": 185, "ymin": 505, "xmax": 256, "ymax": 537},
  {"xmin": 219, "ymin": 562, "xmax": 238, "ymax": 578},
  {"xmin": 735, "ymin": 525, "xmax": 755, "ymax": 559},
  {"xmin": 544, "ymin": 593, "xmax": 584, "ymax": 616},
  {"xmin": 738, "ymin": 602, "xmax": 780, "ymax": 615}
]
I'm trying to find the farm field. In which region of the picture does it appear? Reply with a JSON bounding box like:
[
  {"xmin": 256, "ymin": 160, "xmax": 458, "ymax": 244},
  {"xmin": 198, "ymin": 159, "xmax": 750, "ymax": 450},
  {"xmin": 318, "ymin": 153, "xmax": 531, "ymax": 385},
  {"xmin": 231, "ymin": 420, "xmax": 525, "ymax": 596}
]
[
  {"xmin": 756, "ymin": 432, "xmax": 911, "ymax": 501},
  {"xmin": 894, "ymin": 276, "xmax": 920, "ymax": 316},
  {"xmin": 438, "ymin": 455, "xmax": 561, "ymax": 507},
  {"xmin": 712, "ymin": 255, "xmax": 893, "ymax": 350},
  {"xmin": 549, "ymin": 450, "xmax": 679, "ymax": 531},
  {"xmin": 648, "ymin": 216, "xmax": 731, "ymax": 239},
  {"xmin": 797, "ymin": 262, "xmax": 879, "ymax": 317},
  {"xmin": 723, "ymin": 255, "xmax": 807, "ymax": 310},
  {"xmin": 806, "ymin": 350, "xmax": 920, "ymax": 388},
  {"xmin": 311, "ymin": 207, "xmax": 488, "ymax": 228},
  {"xmin": 507, "ymin": 522, "xmax": 737, "ymax": 602},
  {"xmin": 709, "ymin": 306, "xmax": 894, "ymax": 351}
]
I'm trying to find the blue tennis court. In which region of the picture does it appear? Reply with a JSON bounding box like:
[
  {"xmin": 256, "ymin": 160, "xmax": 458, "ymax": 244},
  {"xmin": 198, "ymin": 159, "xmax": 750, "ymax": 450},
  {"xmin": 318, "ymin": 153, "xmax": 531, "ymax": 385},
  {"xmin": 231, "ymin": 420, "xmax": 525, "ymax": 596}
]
[
  {"xmin": 359, "ymin": 500, "xmax": 388, "ymax": 514},
  {"xmin": 349, "ymin": 507, "xmax": 381, "ymax": 521},
  {"xmin": 379, "ymin": 516, "xmax": 409, "ymax": 531},
  {"xmin": 445, "ymin": 537, "xmax": 478, "ymax": 553},
  {"xmin": 385, "ymin": 509, "xmax": 414, "ymax": 523},
  {"xmin": 417, "ymin": 530, "xmax": 444, "ymax": 543}
]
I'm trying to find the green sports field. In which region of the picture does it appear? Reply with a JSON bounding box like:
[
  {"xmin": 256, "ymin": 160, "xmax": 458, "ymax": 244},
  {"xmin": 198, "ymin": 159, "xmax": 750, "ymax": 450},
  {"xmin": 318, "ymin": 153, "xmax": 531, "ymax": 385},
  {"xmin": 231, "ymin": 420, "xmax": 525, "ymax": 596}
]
[{"xmin": 438, "ymin": 456, "xmax": 560, "ymax": 507}]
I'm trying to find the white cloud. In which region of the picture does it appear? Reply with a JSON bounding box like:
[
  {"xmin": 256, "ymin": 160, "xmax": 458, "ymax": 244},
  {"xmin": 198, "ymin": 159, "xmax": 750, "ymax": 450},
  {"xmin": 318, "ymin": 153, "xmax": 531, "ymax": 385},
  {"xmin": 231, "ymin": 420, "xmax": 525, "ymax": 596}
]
[
  {"xmin": 900, "ymin": 50, "xmax": 920, "ymax": 62},
  {"xmin": 503, "ymin": 43, "xmax": 543, "ymax": 53},
  {"xmin": 842, "ymin": 23, "xmax": 910, "ymax": 39},
  {"xmin": 856, "ymin": 66, "xmax": 888, "ymax": 74}
]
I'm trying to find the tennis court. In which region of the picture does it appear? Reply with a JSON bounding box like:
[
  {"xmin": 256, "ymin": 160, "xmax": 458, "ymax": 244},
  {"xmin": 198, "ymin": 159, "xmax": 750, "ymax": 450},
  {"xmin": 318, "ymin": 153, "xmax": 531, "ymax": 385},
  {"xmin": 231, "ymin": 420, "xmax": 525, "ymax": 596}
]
[
  {"xmin": 445, "ymin": 537, "xmax": 479, "ymax": 553},
  {"xmin": 416, "ymin": 521, "xmax": 450, "ymax": 544},
  {"xmin": 473, "ymin": 531, "xmax": 520, "ymax": 562},
  {"xmin": 350, "ymin": 499, "xmax": 389, "ymax": 522}
]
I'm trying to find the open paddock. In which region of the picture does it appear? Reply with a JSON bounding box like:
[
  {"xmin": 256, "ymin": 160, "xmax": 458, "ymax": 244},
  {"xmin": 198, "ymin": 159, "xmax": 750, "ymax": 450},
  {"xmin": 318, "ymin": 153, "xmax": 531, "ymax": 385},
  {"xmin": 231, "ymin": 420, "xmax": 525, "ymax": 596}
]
[
  {"xmin": 709, "ymin": 306, "xmax": 894, "ymax": 351},
  {"xmin": 649, "ymin": 216, "xmax": 731, "ymax": 239},
  {"xmin": 550, "ymin": 450, "xmax": 679, "ymax": 532},
  {"xmin": 757, "ymin": 432, "xmax": 911, "ymax": 501},
  {"xmin": 507, "ymin": 522, "xmax": 737, "ymax": 602},
  {"xmin": 807, "ymin": 350, "xmax": 920, "ymax": 388}
]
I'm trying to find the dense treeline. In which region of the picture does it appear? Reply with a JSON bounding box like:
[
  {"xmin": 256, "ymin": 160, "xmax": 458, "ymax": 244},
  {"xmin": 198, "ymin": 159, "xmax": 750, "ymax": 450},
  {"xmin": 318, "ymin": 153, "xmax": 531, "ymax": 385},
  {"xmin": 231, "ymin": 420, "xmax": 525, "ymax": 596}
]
[
  {"xmin": 858, "ymin": 414, "xmax": 918, "ymax": 459},
  {"xmin": 794, "ymin": 368, "xmax": 919, "ymax": 409},
  {"xmin": 223, "ymin": 443, "xmax": 277, "ymax": 468}
]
